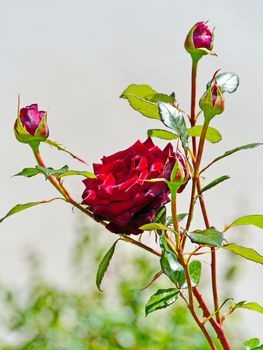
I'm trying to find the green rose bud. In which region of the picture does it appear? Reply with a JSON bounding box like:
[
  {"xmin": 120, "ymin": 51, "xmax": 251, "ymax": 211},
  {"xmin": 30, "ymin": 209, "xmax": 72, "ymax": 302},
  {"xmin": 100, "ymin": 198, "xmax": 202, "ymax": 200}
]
[{"xmin": 199, "ymin": 80, "xmax": 224, "ymax": 122}]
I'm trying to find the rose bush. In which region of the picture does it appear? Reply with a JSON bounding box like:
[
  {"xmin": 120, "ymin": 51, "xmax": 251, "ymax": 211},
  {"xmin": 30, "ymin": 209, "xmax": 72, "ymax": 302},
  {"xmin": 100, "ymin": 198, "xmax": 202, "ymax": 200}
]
[{"xmin": 82, "ymin": 138, "xmax": 186, "ymax": 234}]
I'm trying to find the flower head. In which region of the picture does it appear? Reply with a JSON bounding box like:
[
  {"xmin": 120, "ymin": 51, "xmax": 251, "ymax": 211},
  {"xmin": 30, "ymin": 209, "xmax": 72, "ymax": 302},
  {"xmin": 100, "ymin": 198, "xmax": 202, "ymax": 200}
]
[
  {"xmin": 199, "ymin": 73, "xmax": 224, "ymax": 122},
  {"xmin": 82, "ymin": 138, "xmax": 187, "ymax": 234},
  {"xmin": 185, "ymin": 21, "xmax": 214, "ymax": 60},
  {"xmin": 14, "ymin": 104, "xmax": 49, "ymax": 144}
]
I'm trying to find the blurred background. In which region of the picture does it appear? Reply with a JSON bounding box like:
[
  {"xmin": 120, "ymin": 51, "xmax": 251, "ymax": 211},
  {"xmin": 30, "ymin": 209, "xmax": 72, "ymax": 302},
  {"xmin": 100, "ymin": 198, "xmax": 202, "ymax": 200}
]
[{"xmin": 0, "ymin": 0, "xmax": 263, "ymax": 347}]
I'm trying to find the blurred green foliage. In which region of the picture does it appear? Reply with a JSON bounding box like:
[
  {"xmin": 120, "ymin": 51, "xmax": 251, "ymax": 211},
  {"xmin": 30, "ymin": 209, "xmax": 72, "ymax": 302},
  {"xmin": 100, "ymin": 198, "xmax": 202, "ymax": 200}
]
[{"xmin": 0, "ymin": 224, "xmax": 239, "ymax": 349}]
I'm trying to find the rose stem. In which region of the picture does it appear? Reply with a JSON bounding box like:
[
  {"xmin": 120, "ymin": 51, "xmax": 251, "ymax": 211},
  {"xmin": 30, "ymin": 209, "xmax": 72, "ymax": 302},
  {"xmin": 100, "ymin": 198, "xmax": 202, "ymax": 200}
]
[
  {"xmin": 180, "ymin": 291, "xmax": 217, "ymax": 350},
  {"xmin": 32, "ymin": 146, "xmax": 95, "ymax": 220},
  {"xmin": 120, "ymin": 235, "xmax": 161, "ymax": 257},
  {"xmin": 193, "ymin": 288, "xmax": 231, "ymax": 350},
  {"xmin": 182, "ymin": 57, "xmax": 200, "ymax": 243},
  {"xmin": 171, "ymin": 193, "xmax": 180, "ymax": 247},
  {"xmin": 196, "ymin": 178, "xmax": 220, "ymax": 324},
  {"xmin": 184, "ymin": 124, "xmax": 231, "ymax": 347},
  {"xmin": 185, "ymin": 120, "xmax": 221, "ymax": 324},
  {"xmin": 171, "ymin": 193, "xmax": 194, "ymax": 307},
  {"xmin": 184, "ymin": 122, "xmax": 209, "ymax": 237},
  {"xmin": 184, "ymin": 56, "xmax": 230, "ymax": 347},
  {"xmin": 190, "ymin": 57, "xmax": 199, "ymax": 157}
]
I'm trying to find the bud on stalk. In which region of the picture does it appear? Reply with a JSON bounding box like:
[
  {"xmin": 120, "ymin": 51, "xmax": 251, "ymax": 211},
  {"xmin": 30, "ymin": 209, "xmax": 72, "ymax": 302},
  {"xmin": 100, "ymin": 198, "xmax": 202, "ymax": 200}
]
[
  {"xmin": 14, "ymin": 104, "xmax": 49, "ymax": 146},
  {"xmin": 185, "ymin": 21, "xmax": 214, "ymax": 61},
  {"xmin": 199, "ymin": 79, "xmax": 224, "ymax": 122}
]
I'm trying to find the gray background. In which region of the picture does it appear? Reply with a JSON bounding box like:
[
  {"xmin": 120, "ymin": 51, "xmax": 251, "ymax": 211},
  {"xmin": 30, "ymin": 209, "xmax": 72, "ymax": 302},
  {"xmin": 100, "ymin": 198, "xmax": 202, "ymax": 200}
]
[{"xmin": 0, "ymin": 0, "xmax": 262, "ymax": 340}]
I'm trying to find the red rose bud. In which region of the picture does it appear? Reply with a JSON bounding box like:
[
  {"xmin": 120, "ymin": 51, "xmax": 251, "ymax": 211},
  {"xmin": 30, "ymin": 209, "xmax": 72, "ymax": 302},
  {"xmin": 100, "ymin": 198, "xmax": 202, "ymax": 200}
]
[
  {"xmin": 199, "ymin": 81, "xmax": 224, "ymax": 122},
  {"xmin": 184, "ymin": 21, "xmax": 214, "ymax": 60},
  {"xmin": 14, "ymin": 104, "xmax": 49, "ymax": 144},
  {"xmin": 82, "ymin": 138, "xmax": 187, "ymax": 235}
]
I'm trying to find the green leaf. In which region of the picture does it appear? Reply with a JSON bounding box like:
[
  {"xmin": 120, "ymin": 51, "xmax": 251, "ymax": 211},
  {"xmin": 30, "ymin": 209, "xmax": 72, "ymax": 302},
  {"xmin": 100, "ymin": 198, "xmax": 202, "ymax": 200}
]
[
  {"xmin": 120, "ymin": 84, "xmax": 160, "ymax": 119},
  {"xmin": 96, "ymin": 240, "xmax": 119, "ymax": 291},
  {"xmin": 148, "ymin": 126, "xmax": 222, "ymax": 144},
  {"xmin": 188, "ymin": 125, "xmax": 222, "ymax": 143},
  {"xmin": 202, "ymin": 143, "xmax": 263, "ymax": 173},
  {"xmin": 228, "ymin": 215, "xmax": 263, "ymax": 230},
  {"xmin": 176, "ymin": 260, "xmax": 202, "ymax": 289},
  {"xmin": 0, "ymin": 198, "xmax": 64, "ymax": 223},
  {"xmin": 201, "ymin": 175, "xmax": 230, "ymax": 194},
  {"xmin": 36, "ymin": 165, "xmax": 69, "ymax": 179},
  {"xmin": 244, "ymin": 338, "xmax": 262, "ymax": 350},
  {"xmin": 236, "ymin": 302, "xmax": 263, "ymax": 314},
  {"xmin": 56, "ymin": 170, "xmax": 96, "ymax": 179},
  {"xmin": 14, "ymin": 167, "xmax": 40, "ymax": 178},
  {"xmin": 207, "ymin": 72, "xmax": 239, "ymax": 94},
  {"xmin": 45, "ymin": 139, "xmax": 87, "ymax": 164},
  {"xmin": 147, "ymin": 92, "xmax": 176, "ymax": 104},
  {"xmin": 244, "ymin": 340, "xmax": 263, "ymax": 350},
  {"xmin": 160, "ymin": 235, "xmax": 184, "ymax": 285},
  {"xmin": 166, "ymin": 213, "xmax": 188, "ymax": 226},
  {"xmin": 177, "ymin": 213, "xmax": 188, "ymax": 222},
  {"xmin": 147, "ymin": 129, "xmax": 179, "ymax": 140},
  {"xmin": 140, "ymin": 223, "xmax": 173, "ymax": 232},
  {"xmin": 223, "ymin": 244, "xmax": 263, "ymax": 264},
  {"xmin": 188, "ymin": 227, "xmax": 223, "ymax": 247},
  {"xmin": 158, "ymin": 102, "xmax": 188, "ymax": 153},
  {"xmin": 14, "ymin": 166, "xmax": 96, "ymax": 180},
  {"xmin": 189, "ymin": 260, "xmax": 202, "ymax": 287},
  {"xmin": 154, "ymin": 207, "xmax": 166, "ymax": 224},
  {"xmin": 145, "ymin": 288, "xmax": 179, "ymax": 315}
]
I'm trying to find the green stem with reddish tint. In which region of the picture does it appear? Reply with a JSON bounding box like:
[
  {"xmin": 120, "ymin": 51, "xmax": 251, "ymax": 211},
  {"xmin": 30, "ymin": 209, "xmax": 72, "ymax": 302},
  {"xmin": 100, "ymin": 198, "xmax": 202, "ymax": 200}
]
[
  {"xmin": 190, "ymin": 57, "xmax": 199, "ymax": 157},
  {"xmin": 32, "ymin": 145, "xmax": 95, "ymax": 220}
]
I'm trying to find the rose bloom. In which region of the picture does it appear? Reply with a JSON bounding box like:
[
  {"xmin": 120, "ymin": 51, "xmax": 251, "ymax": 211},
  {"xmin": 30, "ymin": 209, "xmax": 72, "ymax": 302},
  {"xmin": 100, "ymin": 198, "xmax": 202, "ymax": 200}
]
[{"xmin": 82, "ymin": 138, "xmax": 186, "ymax": 234}]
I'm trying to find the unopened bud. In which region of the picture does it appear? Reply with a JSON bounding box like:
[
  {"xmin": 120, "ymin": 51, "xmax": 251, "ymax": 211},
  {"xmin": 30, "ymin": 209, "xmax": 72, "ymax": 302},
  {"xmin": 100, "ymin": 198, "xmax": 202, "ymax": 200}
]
[
  {"xmin": 14, "ymin": 104, "xmax": 49, "ymax": 145},
  {"xmin": 199, "ymin": 80, "xmax": 224, "ymax": 122},
  {"xmin": 184, "ymin": 21, "xmax": 214, "ymax": 60}
]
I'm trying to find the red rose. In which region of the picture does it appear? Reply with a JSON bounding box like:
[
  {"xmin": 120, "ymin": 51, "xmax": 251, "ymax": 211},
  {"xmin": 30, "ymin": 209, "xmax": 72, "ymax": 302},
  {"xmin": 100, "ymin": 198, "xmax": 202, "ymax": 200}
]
[{"xmin": 82, "ymin": 138, "xmax": 186, "ymax": 234}]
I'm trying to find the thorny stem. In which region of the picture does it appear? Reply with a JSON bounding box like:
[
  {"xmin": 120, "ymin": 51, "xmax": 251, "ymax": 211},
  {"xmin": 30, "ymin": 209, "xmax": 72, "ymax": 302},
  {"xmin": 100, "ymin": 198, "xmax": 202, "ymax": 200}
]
[
  {"xmin": 190, "ymin": 57, "xmax": 199, "ymax": 157},
  {"xmin": 171, "ymin": 193, "xmax": 180, "ymax": 247},
  {"xmin": 193, "ymin": 288, "xmax": 231, "ymax": 350},
  {"xmin": 32, "ymin": 147, "xmax": 95, "ymax": 220},
  {"xmin": 180, "ymin": 291, "xmax": 217, "ymax": 350},
  {"xmin": 197, "ymin": 179, "xmax": 221, "ymax": 324},
  {"xmin": 182, "ymin": 59, "xmax": 230, "ymax": 347},
  {"xmin": 170, "ymin": 192, "xmax": 194, "ymax": 306},
  {"xmin": 120, "ymin": 235, "xmax": 161, "ymax": 257},
  {"xmin": 184, "ymin": 122, "xmax": 209, "ymax": 238},
  {"xmin": 171, "ymin": 194, "xmax": 194, "ymax": 308}
]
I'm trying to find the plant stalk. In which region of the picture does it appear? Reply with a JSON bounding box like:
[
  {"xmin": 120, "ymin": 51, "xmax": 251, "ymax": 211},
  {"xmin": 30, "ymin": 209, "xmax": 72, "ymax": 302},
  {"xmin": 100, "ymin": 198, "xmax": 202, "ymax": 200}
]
[
  {"xmin": 196, "ymin": 179, "xmax": 221, "ymax": 324},
  {"xmin": 32, "ymin": 147, "xmax": 94, "ymax": 220},
  {"xmin": 190, "ymin": 57, "xmax": 199, "ymax": 157},
  {"xmin": 193, "ymin": 288, "xmax": 231, "ymax": 350}
]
